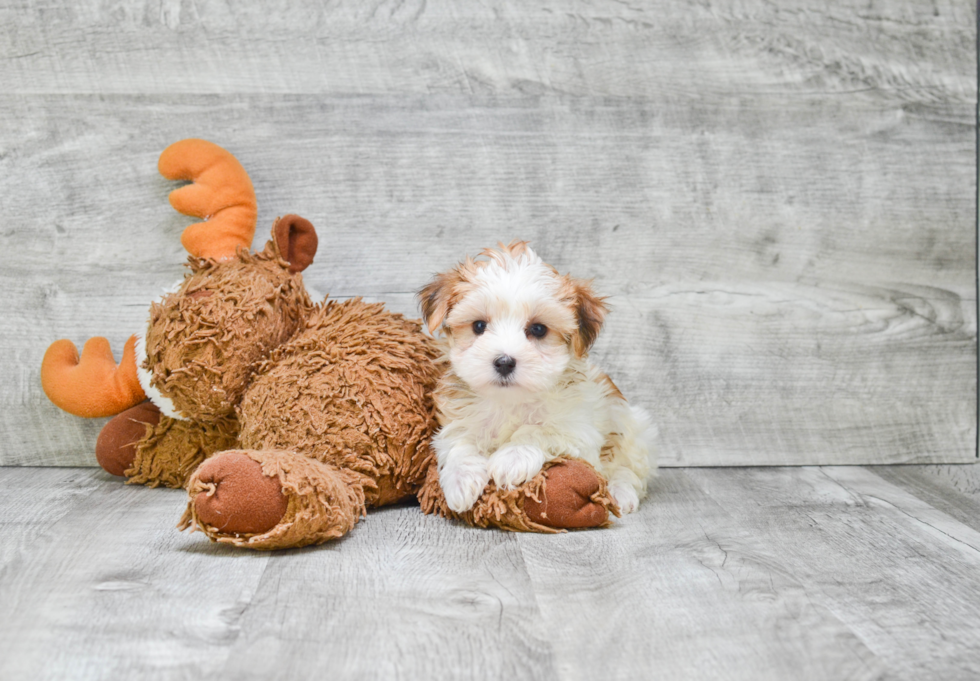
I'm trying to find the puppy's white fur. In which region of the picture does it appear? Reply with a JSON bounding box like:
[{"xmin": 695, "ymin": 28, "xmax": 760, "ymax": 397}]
[{"xmin": 420, "ymin": 242, "xmax": 656, "ymax": 515}]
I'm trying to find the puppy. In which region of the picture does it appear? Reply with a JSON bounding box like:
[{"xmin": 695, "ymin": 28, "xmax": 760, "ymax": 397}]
[{"xmin": 418, "ymin": 241, "xmax": 655, "ymax": 517}]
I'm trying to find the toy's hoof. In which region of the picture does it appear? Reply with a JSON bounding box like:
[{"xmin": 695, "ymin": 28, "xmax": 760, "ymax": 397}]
[
  {"xmin": 95, "ymin": 401, "xmax": 161, "ymax": 476},
  {"xmin": 193, "ymin": 453, "xmax": 288, "ymax": 535},
  {"xmin": 525, "ymin": 460, "xmax": 609, "ymax": 529}
]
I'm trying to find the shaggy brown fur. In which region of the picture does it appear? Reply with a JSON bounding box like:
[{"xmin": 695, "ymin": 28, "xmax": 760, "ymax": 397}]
[
  {"xmin": 176, "ymin": 297, "xmax": 449, "ymax": 549},
  {"xmin": 418, "ymin": 457, "xmax": 618, "ymax": 533},
  {"xmin": 126, "ymin": 414, "xmax": 240, "ymax": 489},
  {"xmin": 123, "ymin": 221, "xmax": 453, "ymax": 549},
  {"xmin": 237, "ymin": 299, "xmax": 443, "ymax": 508},
  {"xmin": 143, "ymin": 242, "xmax": 313, "ymax": 420},
  {"xmin": 180, "ymin": 449, "xmax": 365, "ymax": 549}
]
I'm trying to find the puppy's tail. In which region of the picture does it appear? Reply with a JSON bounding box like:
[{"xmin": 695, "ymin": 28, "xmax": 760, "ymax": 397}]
[
  {"xmin": 628, "ymin": 404, "xmax": 659, "ymax": 479},
  {"xmin": 606, "ymin": 402, "xmax": 658, "ymax": 500}
]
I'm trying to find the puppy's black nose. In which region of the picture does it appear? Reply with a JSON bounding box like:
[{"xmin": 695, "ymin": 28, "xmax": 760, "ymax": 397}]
[{"xmin": 493, "ymin": 355, "xmax": 516, "ymax": 377}]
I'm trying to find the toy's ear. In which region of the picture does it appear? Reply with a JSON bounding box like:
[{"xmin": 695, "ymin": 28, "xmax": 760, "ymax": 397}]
[
  {"xmin": 569, "ymin": 279, "xmax": 608, "ymax": 357},
  {"xmin": 273, "ymin": 214, "xmax": 318, "ymax": 273}
]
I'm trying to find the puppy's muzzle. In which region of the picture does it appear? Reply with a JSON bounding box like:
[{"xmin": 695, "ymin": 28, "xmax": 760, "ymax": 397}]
[{"xmin": 493, "ymin": 355, "xmax": 516, "ymax": 378}]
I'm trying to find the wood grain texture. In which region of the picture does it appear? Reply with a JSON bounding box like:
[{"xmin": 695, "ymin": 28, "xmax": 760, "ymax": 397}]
[
  {"xmin": 0, "ymin": 466, "xmax": 105, "ymax": 573},
  {"xmin": 0, "ymin": 470, "xmax": 273, "ymax": 681},
  {"xmin": 219, "ymin": 505, "xmax": 557, "ymax": 681},
  {"xmin": 687, "ymin": 466, "xmax": 980, "ymax": 679},
  {"xmin": 872, "ymin": 463, "xmax": 980, "ymax": 534},
  {"xmin": 0, "ymin": 0, "xmax": 975, "ymax": 467},
  {"xmin": 4, "ymin": 465, "xmax": 980, "ymax": 679},
  {"xmin": 516, "ymin": 470, "xmax": 883, "ymax": 681},
  {"xmin": 1, "ymin": 0, "xmax": 974, "ymax": 98}
]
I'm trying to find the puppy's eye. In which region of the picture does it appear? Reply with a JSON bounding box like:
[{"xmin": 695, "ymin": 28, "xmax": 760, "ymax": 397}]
[
  {"xmin": 472, "ymin": 320, "xmax": 487, "ymax": 335},
  {"xmin": 527, "ymin": 323, "xmax": 548, "ymax": 339}
]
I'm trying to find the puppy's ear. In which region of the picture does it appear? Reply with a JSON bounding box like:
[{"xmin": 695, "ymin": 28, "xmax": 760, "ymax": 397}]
[
  {"xmin": 418, "ymin": 271, "xmax": 457, "ymax": 333},
  {"xmin": 570, "ymin": 279, "xmax": 608, "ymax": 357}
]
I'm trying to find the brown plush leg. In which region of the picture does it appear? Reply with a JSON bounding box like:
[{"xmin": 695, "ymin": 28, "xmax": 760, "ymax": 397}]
[
  {"xmin": 419, "ymin": 456, "xmax": 619, "ymax": 533},
  {"xmin": 126, "ymin": 413, "xmax": 240, "ymax": 489},
  {"xmin": 180, "ymin": 449, "xmax": 367, "ymax": 550},
  {"xmin": 191, "ymin": 453, "xmax": 288, "ymax": 535},
  {"xmin": 95, "ymin": 401, "xmax": 161, "ymax": 476},
  {"xmin": 524, "ymin": 460, "xmax": 615, "ymax": 529}
]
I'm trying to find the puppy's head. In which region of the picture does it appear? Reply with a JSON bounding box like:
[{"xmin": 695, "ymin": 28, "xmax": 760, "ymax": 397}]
[{"xmin": 419, "ymin": 241, "xmax": 607, "ymax": 395}]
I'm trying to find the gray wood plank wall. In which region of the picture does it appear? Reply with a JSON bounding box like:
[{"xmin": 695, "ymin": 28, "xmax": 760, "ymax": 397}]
[{"xmin": 0, "ymin": 0, "xmax": 975, "ymax": 467}]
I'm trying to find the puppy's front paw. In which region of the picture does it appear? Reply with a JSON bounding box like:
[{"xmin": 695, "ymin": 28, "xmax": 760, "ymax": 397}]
[
  {"xmin": 609, "ymin": 481, "xmax": 640, "ymax": 515},
  {"xmin": 440, "ymin": 457, "xmax": 490, "ymax": 513},
  {"xmin": 488, "ymin": 444, "xmax": 547, "ymax": 490}
]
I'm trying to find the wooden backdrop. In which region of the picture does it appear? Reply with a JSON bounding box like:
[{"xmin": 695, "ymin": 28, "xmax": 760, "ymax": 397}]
[{"xmin": 0, "ymin": 0, "xmax": 975, "ymax": 467}]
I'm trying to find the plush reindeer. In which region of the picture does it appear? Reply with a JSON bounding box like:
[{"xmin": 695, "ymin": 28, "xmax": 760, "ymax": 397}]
[{"xmin": 40, "ymin": 139, "xmax": 617, "ymax": 549}]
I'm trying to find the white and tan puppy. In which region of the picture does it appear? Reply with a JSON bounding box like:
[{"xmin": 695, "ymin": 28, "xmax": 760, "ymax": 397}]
[{"xmin": 419, "ymin": 241, "xmax": 655, "ymax": 517}]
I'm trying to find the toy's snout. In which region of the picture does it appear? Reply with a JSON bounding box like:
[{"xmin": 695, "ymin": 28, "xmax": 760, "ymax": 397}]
[{"xmin": 138, "ymin": 216, "xmax": 318, "ymax": 421}]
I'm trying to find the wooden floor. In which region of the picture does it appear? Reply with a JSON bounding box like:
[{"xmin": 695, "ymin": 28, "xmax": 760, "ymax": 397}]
[{"xmin": 1, "ymin": 464, "xmax": 979, "ymax": 680}]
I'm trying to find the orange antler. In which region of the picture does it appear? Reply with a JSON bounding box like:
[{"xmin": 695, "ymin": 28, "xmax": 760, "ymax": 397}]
[
  {"xmin": 158, "ymin": 139, "xmax": 257, "ymax": 260},
  {"xmin": 41, "ymin": 336, "xmax": 146, "ymax": 418}
]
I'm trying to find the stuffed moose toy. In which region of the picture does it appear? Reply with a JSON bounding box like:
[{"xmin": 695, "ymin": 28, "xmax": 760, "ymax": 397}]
[{"xmin": 40, "ymin": 139, "xmax": 619, "ymax": 549}]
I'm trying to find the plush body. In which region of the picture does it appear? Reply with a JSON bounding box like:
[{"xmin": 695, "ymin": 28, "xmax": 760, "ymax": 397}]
[
  {"xmin": 41, "ymin": 139, "xmax": 618, "ymax": 549},
  {"xmin": 175, "ymin": 292, "xmax": 442, "ymax": 548}
]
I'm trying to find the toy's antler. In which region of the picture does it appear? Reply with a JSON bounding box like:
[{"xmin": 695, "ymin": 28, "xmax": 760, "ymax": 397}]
[
  {"xmin": 42, "ymin": 140, "xmax": 256, "ymax": 416},
  {"xmin": 41, "ymin": 336, "xmax": 145, "ymax": 418},
  {"xmin": 158, "ymin": 139, "xmax": 257, "ymax": 260}
]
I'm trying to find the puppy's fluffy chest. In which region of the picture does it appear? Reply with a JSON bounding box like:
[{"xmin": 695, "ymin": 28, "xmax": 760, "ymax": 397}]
[{"xmin": 437, "ymin": 361, "xmax": 612, "ymax": 457}]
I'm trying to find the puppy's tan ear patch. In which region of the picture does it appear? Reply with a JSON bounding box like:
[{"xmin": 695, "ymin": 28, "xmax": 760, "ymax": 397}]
[
  {"xmin": 570, "ymin": 279, "xmax": 608, "ymax": 357},
  {"xmin": 418, "ymin": 271, "xmax": 458, "ymax": 333}
]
